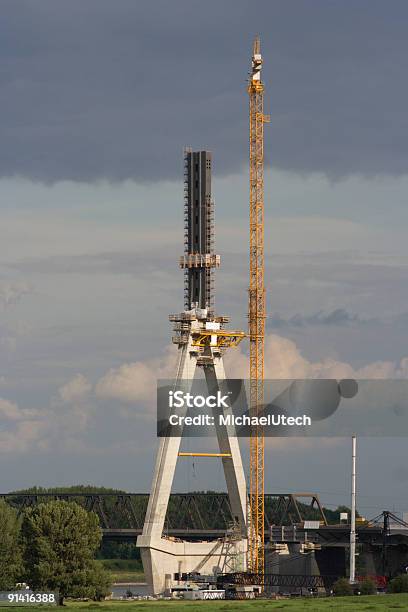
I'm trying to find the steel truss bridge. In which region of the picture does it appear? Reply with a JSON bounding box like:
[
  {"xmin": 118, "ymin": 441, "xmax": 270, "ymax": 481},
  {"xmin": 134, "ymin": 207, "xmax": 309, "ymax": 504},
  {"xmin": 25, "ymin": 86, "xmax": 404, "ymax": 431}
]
[{"xmin": 1, "ymin": 492, "xmax": 326, "ymax": 540}]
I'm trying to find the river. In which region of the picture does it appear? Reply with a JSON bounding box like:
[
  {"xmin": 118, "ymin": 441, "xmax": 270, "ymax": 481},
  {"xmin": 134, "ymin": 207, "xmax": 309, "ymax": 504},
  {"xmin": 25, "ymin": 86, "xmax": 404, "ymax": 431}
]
[{"xmin": 111, "ymin": 583, "xmax": 149, "ymax": 598}]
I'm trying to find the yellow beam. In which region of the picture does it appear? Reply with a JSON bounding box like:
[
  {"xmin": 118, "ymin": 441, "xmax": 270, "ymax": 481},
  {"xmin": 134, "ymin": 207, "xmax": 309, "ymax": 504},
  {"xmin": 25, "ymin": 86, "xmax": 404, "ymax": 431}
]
[
  {"xmin": 178, "ymin": 452, "xmax": 232, "ymax": 458},
  {"xmin": 191, "ymin": 330, "xmax": 246, "ymax": 348}
]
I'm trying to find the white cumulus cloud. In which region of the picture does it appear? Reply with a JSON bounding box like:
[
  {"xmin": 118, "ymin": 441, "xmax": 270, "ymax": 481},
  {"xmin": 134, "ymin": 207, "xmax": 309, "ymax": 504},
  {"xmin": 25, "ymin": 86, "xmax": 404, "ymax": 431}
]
[
  {"xmin": 95, "ymin": 345, "xmax": 177, "ymax": 405},
  {"xmin": 225, "ymin": 334, "xmax": 408, "ymax": 381},
  {"xmin": 0, "ymin": 398, "xmax": 22, "ymax": 421},
  {"xmin": 58, "ymin": 374, "xmax": 92, "ymax": 403}
]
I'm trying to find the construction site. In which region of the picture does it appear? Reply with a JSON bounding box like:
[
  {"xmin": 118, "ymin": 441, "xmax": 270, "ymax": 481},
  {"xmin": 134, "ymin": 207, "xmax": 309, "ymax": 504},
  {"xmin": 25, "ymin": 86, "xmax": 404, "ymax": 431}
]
[
  {"xmin": 2, "ymin": 3, "xmax": 408, "ymax": 609},
  {"xmin": 135, "ymin": 37, "xmax": 268, "ymax": 597},
  {"xmin": 132, "ymin": 39, "xmax": 408, "ymax": 599}
]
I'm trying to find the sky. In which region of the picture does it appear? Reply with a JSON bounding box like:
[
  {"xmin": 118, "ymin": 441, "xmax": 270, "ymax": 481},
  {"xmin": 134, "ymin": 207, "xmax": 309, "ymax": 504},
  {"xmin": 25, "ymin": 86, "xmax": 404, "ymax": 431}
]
[{"xmin": 1, "ymin": 0, "xmax": 408, "ymax": 518}]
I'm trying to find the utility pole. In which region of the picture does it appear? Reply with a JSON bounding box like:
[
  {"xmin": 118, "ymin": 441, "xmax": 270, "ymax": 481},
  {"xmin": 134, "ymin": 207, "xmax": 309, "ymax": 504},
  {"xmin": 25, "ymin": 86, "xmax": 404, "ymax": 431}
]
[{"xmin": 350, "ymin": 434, "xmax": 357, "ymax": 583}]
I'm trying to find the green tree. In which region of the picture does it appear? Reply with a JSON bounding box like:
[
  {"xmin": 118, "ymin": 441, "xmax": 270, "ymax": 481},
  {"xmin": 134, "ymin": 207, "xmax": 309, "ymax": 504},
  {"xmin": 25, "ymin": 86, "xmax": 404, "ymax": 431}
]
[
  {"xmin": 21, "ymin": 500, "xmax": 111, "ymax": 604},
  {"xmin": 86, "ymin": 563, "xmax": 112, "ymax": 601},
  {"xmin": 0, "ymin": 499, "xmax": 22, "ymax": 589},
  {"xmin": 388, "ymin": 574, "xmax": 408, "ymax": 593}
]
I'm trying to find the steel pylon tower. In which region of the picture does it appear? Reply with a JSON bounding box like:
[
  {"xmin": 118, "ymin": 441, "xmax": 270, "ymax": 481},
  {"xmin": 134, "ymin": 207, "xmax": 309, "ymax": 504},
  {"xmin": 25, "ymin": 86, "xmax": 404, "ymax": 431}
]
[{"xmin": 248, "ymin": 36, "xmax": 269, "ymax": 574}]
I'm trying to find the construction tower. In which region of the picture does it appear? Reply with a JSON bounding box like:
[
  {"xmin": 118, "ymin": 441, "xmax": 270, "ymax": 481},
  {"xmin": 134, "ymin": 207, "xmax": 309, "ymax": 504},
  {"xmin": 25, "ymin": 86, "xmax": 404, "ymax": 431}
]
[
  {"xmin": 248, "ymin": 37, "xmax": 269, "ymax": 574},
  {"xmin": 137, "ymin": 149, "xmax": 247, "ymax": 595}
]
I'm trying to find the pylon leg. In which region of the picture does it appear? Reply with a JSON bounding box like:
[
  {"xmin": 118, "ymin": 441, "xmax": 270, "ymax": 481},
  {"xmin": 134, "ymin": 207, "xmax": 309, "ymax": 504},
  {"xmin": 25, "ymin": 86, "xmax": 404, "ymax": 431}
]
[
  {"xmin": 139, "ymin": 338, "xmax": 197, "ymax": 543},
  {"xmin": 205, "ymin": 351, "xmax": 247, "ymax": 537},
  {"xmin": 137, "ymin": 338, "xmax": 247, "ymax": 595}
]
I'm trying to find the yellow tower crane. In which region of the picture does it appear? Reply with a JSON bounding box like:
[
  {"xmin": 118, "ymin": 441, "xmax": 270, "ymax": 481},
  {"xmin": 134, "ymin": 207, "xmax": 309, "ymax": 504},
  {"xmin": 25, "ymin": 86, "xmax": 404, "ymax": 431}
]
[{"xmin": 248, "ymin": 36, "xmax": 269, "ymax": 574}]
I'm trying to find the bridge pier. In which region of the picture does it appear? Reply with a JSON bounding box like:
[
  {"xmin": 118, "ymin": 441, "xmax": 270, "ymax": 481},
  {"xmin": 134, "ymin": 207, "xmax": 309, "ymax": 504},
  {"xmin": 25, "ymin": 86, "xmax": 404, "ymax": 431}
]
[{"xmin": 138, "ymin": 535, "xmax": 246, "ymax": 595}]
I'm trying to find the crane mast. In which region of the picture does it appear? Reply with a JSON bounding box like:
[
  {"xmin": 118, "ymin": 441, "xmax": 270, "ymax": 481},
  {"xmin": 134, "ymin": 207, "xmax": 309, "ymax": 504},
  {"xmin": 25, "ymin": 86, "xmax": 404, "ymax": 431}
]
[{"xmin": 248, "ymin": 36, "xmax": 269, "ymax": 574}]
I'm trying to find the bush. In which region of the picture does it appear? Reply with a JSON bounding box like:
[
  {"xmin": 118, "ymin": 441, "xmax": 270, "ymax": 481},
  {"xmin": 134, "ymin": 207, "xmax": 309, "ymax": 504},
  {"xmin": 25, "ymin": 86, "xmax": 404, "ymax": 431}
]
[
  {"xmin": 360, "ymin": 577, "xmax": 376, "ymax": 595},
  {"xmin": 388, "ymin": 574, "xmax": 408, "ymax": 593},
  {"xmin": 100, "ymin": 558, "xmax": 142, "ymax": 572},
  {"xmin": 98, "ymin": 541, "xmax": 140, "ymax": 560},
  {"xmin": 332, "ymin": 577, "xmax": 353, "ymax": 596},
  {"xmin": 88, "ymin": 562, "xmax": 112, "ymax": 601}
]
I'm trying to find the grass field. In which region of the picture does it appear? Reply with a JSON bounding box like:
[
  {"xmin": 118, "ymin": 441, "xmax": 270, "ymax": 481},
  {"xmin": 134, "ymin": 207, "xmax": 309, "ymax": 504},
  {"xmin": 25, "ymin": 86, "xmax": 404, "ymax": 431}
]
[
  {"xmin": 26, "ymin": 594, "xmax": 408, "ymax": 610},
  {"xmin": 99, "ymin": 559, "xmax": 145, "ymax": 583}
]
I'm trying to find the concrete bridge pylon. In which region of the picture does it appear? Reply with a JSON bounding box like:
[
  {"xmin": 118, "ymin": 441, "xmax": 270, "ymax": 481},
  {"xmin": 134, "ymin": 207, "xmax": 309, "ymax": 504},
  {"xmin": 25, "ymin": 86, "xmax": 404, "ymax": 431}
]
[
  {"xmin": 138, "ymin": 149, "xmax": 247, "ymax": 595},
  {"xmin": 137, "ymin": 312, "xmax": 247, "ymax": 595}
]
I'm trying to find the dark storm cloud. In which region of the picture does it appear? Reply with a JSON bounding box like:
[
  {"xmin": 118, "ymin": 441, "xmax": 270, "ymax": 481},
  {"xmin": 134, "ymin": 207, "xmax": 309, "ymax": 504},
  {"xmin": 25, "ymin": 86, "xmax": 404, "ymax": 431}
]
[{"xmin": 1, "ymin": 0, "xmax": 407, "ymax": 182}]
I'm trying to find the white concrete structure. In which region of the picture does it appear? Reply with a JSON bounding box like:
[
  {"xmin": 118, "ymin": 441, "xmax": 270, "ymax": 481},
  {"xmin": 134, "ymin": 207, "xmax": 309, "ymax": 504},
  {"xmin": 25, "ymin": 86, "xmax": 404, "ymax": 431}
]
[{"xmin": 137, "ymin": 312, "xmax": 247, "ymax": 595}]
